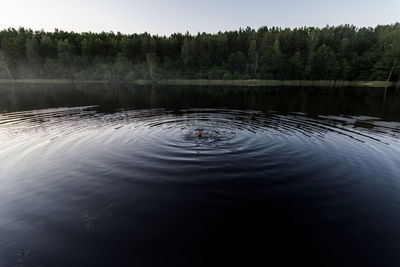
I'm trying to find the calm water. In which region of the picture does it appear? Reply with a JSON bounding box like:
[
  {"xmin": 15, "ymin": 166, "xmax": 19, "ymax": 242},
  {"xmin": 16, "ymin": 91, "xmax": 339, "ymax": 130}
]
[{"xmin": 1, "ymin": 85, "xmax": 400, "ymax": 266}]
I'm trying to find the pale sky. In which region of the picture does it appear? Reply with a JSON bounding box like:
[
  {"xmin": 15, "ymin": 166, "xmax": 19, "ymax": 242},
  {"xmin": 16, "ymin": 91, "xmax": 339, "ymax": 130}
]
[{"xmin": 0, "ymin": 0, "xmax": 399, "ymax": 35}]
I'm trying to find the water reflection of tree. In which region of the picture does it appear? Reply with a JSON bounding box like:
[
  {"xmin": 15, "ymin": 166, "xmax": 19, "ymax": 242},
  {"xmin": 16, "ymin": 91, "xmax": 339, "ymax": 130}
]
[{"xmin": 1, "ymin": 85, "xmax": 400, "ymax": 122}]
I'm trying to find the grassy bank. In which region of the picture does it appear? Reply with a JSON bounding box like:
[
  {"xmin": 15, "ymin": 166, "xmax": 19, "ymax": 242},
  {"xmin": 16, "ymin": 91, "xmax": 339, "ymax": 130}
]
[
  {"xmin": 154, "ymin": 79, "xmax": 393, "ymax": 87},
  {"xmin": 0, "ymin": 79, "xmax": 394, "ymax": 87}
]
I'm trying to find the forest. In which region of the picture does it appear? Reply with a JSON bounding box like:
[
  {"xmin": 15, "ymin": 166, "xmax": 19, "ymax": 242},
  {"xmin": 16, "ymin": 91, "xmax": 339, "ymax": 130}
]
[{"xmin": 0, "ymin": 24, "xmax": 399, "ymax": 81}]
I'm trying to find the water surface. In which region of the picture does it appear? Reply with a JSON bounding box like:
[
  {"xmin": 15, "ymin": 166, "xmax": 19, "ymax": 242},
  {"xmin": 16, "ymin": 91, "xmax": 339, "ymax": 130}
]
[{"xmin": 1, "ymin": 85, "xmax": 400, "ymax": 266}]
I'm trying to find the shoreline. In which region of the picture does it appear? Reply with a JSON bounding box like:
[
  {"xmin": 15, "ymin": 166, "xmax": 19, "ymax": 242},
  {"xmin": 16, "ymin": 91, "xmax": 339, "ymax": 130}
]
[{"xmin": 0, "ymin": 79, "xmax": 394, "ymax": 87}]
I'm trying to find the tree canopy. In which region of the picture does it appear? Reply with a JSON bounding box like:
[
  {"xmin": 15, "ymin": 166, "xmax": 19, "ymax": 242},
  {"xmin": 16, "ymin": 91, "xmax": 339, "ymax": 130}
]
[{"xmin": 0, "ymin": 24, "xmax": 399, "ymax": 81}]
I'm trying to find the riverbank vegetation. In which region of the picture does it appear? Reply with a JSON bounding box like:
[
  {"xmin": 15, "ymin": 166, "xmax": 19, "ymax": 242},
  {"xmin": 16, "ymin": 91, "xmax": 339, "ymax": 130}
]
[
  {"xmin": 0, "ymin": 24, "xmax": 399, "ymax": 82},
  {"xmin": 0, "ymin": 78, "xmax": 392, "ymax": 87}
]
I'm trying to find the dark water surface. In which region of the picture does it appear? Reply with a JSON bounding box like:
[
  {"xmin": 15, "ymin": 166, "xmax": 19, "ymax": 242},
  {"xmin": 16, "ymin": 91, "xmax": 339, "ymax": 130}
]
[{"xmin": 1, "ymin": 85, "xmax": 400, "ymax": 266}]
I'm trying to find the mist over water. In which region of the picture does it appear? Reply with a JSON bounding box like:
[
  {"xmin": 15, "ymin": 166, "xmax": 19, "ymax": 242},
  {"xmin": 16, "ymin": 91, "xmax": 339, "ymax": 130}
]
[{"xmin": 1, "ymin": 85, "xmax": 400, "ymax": 266}]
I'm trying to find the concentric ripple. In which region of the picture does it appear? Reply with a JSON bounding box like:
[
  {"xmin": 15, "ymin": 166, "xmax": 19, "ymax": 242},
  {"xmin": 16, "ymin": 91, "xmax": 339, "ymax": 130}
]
[
  {"xmin": 1, "ymin": 106, "xmax": 400, "ymax": 266},
  {"xmin": 1, "ymin": 106, "xmax": 399, "ymax": 165}
]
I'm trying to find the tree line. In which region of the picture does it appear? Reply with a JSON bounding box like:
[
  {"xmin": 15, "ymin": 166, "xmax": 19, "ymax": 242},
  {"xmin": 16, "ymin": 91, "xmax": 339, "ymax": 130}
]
[{"xmin": 0, "ymin": 24, "xmax": 399, "ymax": 81}]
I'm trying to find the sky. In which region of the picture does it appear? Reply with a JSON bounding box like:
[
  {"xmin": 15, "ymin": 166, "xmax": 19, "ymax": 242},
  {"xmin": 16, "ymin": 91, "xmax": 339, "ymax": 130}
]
[{"xmin": 0, "ymin": 0, "xmax": 399, "ymax": 35}]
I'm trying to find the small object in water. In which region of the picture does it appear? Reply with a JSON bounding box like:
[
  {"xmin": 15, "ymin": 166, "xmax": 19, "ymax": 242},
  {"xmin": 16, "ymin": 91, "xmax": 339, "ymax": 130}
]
[
  {"xmin": 18, "ymin": 248, "xmax": 30, "ymax": 257},
  {"xmin": 197, "ymin": 130, "xmax": 202, "ymax": 137},
  {"xmin": 16, "ymin": 248, "xmax": 30, "ymax": 262}
]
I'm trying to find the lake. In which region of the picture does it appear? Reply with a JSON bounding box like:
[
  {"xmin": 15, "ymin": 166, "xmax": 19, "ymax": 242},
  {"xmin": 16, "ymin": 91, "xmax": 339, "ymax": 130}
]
[{"xmin": 1, "ymin": 84, "xmax": 400, "ymax": 266}]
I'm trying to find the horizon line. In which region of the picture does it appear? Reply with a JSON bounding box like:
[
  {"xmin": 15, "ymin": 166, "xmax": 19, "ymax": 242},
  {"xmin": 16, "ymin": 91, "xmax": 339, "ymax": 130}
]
[{"xmin": 1, "ymin": 22, "xmax": 399, "ymax": 37}]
